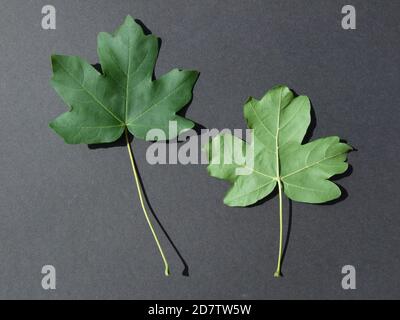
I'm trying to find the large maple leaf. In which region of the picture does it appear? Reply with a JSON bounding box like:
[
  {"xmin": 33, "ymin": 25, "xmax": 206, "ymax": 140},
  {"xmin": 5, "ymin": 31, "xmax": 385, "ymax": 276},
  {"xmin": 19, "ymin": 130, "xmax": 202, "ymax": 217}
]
[
  {"xmin": 49, "ymin": 16, "xmax": 199, "ymax": 276},
  {"xmin": 50, "ymin": 15, "xmax": 198, "ymax": 144}
]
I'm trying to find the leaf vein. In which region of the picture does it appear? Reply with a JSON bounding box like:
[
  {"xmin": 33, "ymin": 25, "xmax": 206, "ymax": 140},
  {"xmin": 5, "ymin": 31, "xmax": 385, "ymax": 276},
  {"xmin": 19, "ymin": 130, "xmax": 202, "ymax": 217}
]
[
  {"xmin": 228, "ymin": 180, "xmax": 276, "ymax": 202},
  {"xmin": 55, "ymin": 60, "xmax": 123, "ymax": 124},
  {"xmin": 281, "ymin": 152, "xmax": 348, "ymax": 179},
  {"xmin": 128, "ymin": 75, "xmax": 192, "ymax": 124},
  {"xmin": 249, "ymin": 100, "xmax": 275, "ymax": 139}
]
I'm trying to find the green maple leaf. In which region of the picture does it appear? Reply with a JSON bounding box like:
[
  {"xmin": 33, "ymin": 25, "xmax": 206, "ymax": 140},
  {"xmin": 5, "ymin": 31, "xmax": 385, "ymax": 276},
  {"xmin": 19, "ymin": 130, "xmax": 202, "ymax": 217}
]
[
  {"xmin": 50, "ymin": 15, "xmax": 198, "ymax": 144},
  {"xmin": 49, "ymin": 16, "xmax": 199, "ymax": 276},
  {"xmin": 204, "ymin": 85, "xmax": 352, "ymax": 277}
]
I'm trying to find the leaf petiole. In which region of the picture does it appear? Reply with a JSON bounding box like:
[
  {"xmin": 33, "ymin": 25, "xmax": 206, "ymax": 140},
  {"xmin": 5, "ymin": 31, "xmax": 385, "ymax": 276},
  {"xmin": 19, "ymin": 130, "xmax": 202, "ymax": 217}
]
[
  {"xmin": 274, "ymin": 178, "xmax": 283, "ymax": 278},
  {"xmin": 124, "ymin": 128, "xmax": 170, "ymax": 276}
]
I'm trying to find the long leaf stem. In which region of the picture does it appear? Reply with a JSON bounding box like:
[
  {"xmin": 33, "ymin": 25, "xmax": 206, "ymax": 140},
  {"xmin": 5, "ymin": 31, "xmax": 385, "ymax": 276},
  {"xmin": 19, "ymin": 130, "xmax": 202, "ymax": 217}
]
[
  {"xmin": 274, "ymin": 179, "xmax": 283, "ymax": 278},
  {"xmin": 274, "ymin": 87, "xmax": 283, "ymax": 278},
  {"xmin": 124, "ymin": 128, "xmax": 170, "ymax": 276}
]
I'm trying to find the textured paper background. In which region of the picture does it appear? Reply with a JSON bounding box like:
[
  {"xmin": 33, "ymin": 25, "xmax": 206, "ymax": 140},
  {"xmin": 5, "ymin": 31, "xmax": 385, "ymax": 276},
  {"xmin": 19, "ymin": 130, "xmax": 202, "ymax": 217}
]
[{"xmin": 0, "ymin": 0, "xmax": 399, "ymax": 299}]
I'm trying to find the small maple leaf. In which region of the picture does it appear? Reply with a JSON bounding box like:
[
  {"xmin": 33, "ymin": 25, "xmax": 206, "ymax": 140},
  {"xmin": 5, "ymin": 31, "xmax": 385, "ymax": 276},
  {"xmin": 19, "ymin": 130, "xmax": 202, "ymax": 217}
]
[{"xmin": 204, "ymin": 85, "xmax": 352, "ymax": 277}]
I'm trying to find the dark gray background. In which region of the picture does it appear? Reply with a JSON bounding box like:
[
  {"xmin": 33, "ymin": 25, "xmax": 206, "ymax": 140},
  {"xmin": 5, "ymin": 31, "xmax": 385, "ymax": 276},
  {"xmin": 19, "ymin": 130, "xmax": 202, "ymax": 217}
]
[{"xmin": 0, "ymin": 0, "xmax": 398, "ymax": 299}]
